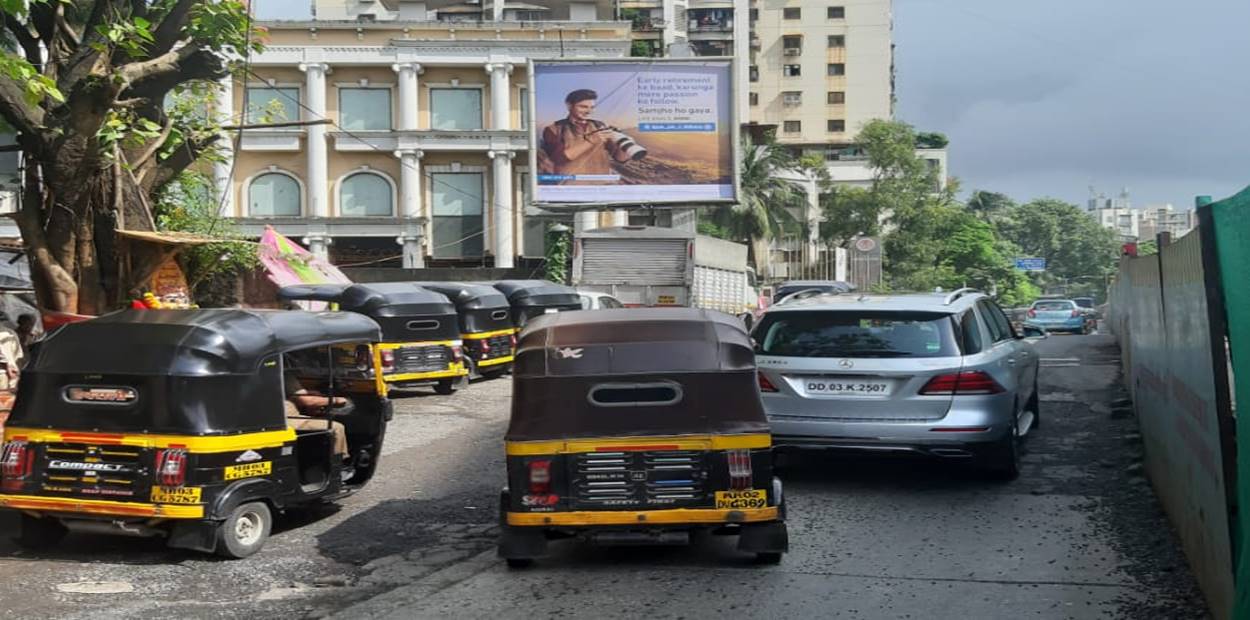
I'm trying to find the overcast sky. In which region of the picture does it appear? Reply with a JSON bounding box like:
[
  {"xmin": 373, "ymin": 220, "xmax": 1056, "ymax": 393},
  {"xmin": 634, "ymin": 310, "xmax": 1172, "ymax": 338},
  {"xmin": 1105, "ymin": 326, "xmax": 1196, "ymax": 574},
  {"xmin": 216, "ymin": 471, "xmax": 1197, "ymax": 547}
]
[{"xmin": 256, "ymin": 0, "xmax": 1250, "ymax": 209}]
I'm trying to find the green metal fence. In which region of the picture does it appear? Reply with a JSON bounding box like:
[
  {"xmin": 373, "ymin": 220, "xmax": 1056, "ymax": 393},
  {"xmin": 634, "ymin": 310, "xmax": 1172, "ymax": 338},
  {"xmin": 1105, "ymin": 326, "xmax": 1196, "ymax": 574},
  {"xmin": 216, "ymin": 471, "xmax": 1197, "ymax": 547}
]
[{"xmin": 1205, "ymin": 185, "xmax": 1250, "ymax": 620}]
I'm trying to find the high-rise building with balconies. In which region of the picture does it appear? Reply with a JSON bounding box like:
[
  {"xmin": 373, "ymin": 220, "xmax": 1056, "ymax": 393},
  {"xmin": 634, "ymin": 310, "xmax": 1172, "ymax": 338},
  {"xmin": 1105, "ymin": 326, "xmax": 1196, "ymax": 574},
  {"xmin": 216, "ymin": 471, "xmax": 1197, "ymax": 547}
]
[{"xmin": 746, "ymin": 0, "xmax": 894, "ymax": 159}]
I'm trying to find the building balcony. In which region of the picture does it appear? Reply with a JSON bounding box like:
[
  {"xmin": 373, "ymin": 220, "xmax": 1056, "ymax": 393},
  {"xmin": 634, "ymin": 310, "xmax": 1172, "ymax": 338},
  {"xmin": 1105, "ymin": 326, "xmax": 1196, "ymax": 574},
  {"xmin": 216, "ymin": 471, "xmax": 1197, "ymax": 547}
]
[
  {"xmin": 330, "ymin": 129, "xmax": 529, "ymax": 152},
  {"xmin": 240, "ymin": 129, "xmax": 304, "ymax": 152},
  {"xmin": 630, "ymin": 18, "xmax": 665, "ymax": 32},
  {"xmin": 689, "ymin": 21, "xmax": 733, "ymax": 33},
  {"xmin": 617, "ymin": 0, "xmax": 662, "ymax": 8}
]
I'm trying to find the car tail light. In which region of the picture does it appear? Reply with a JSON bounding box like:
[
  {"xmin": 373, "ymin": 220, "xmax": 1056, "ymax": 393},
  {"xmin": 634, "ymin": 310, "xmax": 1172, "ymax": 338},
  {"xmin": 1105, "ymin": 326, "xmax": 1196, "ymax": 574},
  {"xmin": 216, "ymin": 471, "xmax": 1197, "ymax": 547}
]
[
  {"xmin": 155, "ymin": 448, "xmax": 188, "ymax": 487},
  {"xmin": 1, "ymin": 439, "xmax": 32, "ymax": 480},
  {"xmin": 528, "ymin": 459, "xmax": 551, "ymax": 494},
  {"xmin": 726, "ymin": 449, "xmax": 753, "ymax": 490},
  {"xmin": 920, "ymin": 371, "xmax": 1005, "ymax": 395},
  {"xmin": 380, "ymin": 349, "xmax": 395, "ymax": 373},
  {"xmin": 757, "ymin": 372, "xmax": 779, "ymax": 393},
  {"xmin": 1027, "ymin": 309, "xmax": 1037, "ymax": 318}
]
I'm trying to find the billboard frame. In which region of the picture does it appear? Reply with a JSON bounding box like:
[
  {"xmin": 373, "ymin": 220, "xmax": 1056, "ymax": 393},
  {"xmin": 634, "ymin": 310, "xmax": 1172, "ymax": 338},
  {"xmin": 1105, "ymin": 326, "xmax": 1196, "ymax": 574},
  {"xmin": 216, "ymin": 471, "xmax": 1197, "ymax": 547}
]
[{"xmin": 525, "ymin": 57, "xmax": 741, "ymax": 211}]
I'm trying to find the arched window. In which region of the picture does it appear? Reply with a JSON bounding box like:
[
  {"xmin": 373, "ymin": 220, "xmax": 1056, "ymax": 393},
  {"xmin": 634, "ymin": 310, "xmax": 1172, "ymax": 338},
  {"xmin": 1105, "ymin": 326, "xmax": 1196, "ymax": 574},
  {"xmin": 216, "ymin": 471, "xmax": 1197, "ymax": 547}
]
[
  {"xmin": 248, "ymin": 172, "xmax": 301, "ymax": 217},
  {"xmin": 339, "ymin": 172, "xmax": 394, "ymax": 217}
]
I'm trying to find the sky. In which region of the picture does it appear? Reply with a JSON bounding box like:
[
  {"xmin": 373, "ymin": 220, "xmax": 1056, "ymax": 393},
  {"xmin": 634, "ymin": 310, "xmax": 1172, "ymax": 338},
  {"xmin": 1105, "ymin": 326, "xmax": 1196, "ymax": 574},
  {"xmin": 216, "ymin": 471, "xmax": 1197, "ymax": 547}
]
[{"xmin": 254, "ymin": 0, "xmax": 1250, "ymax": 210}]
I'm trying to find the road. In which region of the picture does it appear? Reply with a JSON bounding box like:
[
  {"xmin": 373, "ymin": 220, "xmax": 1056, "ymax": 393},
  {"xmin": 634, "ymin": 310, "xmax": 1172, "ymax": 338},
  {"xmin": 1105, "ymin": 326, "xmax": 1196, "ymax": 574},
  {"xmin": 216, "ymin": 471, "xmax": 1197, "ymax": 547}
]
[{"xmin": 0, "ymin": 334, "xmax": 1209, "ymax": 619}]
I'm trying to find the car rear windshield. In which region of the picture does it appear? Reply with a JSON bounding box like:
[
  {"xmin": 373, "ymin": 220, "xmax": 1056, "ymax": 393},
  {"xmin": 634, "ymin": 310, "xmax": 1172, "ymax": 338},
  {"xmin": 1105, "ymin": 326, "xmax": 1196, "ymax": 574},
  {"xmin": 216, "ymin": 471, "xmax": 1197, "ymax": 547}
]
[
  {"xmin": 754, "ymin": 311, "xmax": 961, "ymax": 358},
  {"xmin": 1034, "ymin": 301, "xmax": 1075, "ymax": 311},
  {"xmin": 1073, "ymin": 298, "xmax": 1094, "ymax": 308}
]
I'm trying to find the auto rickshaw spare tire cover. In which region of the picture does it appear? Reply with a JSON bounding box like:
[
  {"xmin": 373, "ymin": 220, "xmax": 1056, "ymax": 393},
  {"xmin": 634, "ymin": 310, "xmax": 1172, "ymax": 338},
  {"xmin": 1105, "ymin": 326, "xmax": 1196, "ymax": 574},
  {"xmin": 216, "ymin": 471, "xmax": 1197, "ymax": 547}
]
[{"xmin": 507, "ymin": 308, "xmax": 769, "ymax": 441}]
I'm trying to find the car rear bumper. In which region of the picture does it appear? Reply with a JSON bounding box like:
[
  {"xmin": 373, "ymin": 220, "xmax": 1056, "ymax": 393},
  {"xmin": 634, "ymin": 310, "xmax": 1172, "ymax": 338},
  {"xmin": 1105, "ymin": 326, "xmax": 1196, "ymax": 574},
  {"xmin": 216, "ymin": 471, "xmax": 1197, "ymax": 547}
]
[
  {"xmin": 768, "ymin": 403, "xmax": 1013, "ymax": 457},
  {"xmin": 1027, "ymin": 318, "xmax": 1086, "ymax": 331}
]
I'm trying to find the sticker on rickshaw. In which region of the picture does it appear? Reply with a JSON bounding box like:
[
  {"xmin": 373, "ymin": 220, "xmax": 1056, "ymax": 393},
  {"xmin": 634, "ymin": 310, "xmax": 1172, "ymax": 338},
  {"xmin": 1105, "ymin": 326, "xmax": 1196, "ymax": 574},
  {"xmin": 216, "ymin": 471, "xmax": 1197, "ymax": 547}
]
[
  {"xmin": 150, "ymin": 486, "xmax": 202, "ymax": 504},
  {"xmin": 223, "ymin": 461, "xmax": 272, "ymax": 480},
  {"xmin": 521, "ymin": 493, "xmax": 559, "ymax": 508},
  {"xmin": 714, "ymin": 489, "xmax": 767, "ymax": 510}
]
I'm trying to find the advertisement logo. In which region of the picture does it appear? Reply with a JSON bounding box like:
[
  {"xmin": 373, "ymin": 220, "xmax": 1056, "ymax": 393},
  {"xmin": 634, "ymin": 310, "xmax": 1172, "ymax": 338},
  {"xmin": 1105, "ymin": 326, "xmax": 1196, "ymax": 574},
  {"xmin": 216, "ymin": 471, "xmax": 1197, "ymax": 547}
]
[{"xmin": 47, "ymin": 460, "xmax": 127, "ymax": 473}]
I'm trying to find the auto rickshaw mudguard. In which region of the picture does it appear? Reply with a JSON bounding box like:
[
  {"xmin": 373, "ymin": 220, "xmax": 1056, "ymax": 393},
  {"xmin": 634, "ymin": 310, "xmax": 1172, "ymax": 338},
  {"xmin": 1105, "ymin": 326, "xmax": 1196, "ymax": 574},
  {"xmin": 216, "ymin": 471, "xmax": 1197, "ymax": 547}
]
[
  {"xmin": 209, "ymin": 478, "xmax": 282, "ymax": 521},
  {"xmin": 167, "ymin": 520, "xmax": 219, "ymax": 553},
  {"xmin": 498, "ymin": 490, "xmax": 548, "ymax": 560}
]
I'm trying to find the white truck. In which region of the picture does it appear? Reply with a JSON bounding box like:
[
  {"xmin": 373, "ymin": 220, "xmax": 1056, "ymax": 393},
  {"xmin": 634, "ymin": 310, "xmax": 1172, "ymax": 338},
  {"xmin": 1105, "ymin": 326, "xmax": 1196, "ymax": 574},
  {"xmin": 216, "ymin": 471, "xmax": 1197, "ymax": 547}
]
[{"xmin": 571, "ymin": 226, "xmax": 760, "ymax": 315}]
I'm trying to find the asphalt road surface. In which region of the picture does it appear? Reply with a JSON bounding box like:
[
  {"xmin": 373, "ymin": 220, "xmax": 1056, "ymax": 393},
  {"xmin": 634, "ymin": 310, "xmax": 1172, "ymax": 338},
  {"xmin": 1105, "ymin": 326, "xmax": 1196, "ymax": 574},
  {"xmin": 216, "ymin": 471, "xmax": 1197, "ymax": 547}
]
[{"xmin": 0, "ymin": 333, "xmax": 1209, "ymax": 619}]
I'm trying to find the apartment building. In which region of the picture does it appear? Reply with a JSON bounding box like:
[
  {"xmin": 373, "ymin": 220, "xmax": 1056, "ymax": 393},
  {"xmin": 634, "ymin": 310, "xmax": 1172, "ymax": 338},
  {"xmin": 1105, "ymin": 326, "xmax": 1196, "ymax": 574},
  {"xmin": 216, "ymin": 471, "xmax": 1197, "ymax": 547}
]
[
  {"xmin": 747, "ymin": 0, "xmax": 893, "ymax": 158},
  {"xmin": 225, "ymin": 4, "xmax": 630, "ymax": 268},
  {"xmin": 1139, "ymin": 203, "xmax": 1196, "ymax": 240}
]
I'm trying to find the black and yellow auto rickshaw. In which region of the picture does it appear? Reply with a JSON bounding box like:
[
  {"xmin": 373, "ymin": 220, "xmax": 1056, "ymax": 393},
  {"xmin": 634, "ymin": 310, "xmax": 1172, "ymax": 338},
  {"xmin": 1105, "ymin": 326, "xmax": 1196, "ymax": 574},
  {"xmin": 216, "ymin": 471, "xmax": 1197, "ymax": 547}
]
[
  {"xmin": 0, "ymin": 309, "xmax": 392, "ymax": 558},
  {"xmin": 417, "ymin": 282, "xmax": 517, "ymax": 380},
  {"xmin": 498, "ymin": 308, "xmax": 789, "ymax": 566},
  {"xmin": 491, "ymin": 280, "xmax": 583, "ymax": 328},
  {"xmin": 280, "ymin": 283, "xmax": 468, "ymax": 394}
]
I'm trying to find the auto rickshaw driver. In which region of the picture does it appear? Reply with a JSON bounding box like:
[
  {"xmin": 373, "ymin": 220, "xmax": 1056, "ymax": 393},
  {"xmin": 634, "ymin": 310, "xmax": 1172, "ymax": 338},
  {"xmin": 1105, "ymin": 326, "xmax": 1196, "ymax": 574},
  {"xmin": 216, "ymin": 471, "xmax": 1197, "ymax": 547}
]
[{"xmin": 282, "ymin": 362, "xmax": 349, "ymax": 460}]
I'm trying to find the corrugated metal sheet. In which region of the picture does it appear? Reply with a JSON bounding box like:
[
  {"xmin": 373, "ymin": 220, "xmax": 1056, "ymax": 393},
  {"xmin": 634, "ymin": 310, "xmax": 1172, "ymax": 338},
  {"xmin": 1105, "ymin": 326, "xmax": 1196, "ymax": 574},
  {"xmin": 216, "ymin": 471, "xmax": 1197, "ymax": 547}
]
[
  {"xmin": 1111, "ymin": 229, "xmax": 1235, "ymax": 618},
  {"xmin": 581, "ymin": 238, "xmax": 688, "ymax": 286}
]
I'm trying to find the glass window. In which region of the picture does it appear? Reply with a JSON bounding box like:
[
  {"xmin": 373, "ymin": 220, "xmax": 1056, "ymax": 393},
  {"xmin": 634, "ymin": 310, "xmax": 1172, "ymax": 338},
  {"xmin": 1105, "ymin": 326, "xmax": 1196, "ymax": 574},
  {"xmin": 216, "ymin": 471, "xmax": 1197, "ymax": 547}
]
[
  {"xmin": 339, "ymin": 172, "xmax": 393, "ymax": 217},
  {"xmin": 430, "ymin": 88, "xmax": 483, "ymax": 130},
  {"xmin": 248, "ymin": 173, "xmax": 301, "ymax": 217},
  {"xmin": 579, "ymin": 295, "xmax": 593, "ymax": 310},
  {"xmin": 339, "ymin": 88, "xmax": 391, "ymax": 131},
  {"xmin": 519, "ymin": 87, "xmax": 529, "ymax": 130},
  {"xmin": 749, "ymin": 92, "xmax": 759, "ymax": 106},
  {"xmin": 783, "ymin": 35, "xmax": 802, "ymax": 49},
  {"xmin": 960, "ymin": 311, "xmax": 984, "ymax": 355},
  {"xmin": 783, "ymin": 121, "xmax": 801, "ymax": 133},
  {"xmin": 783, "ymin": 7, "xmax": 800, "ymax": 19},
  {"xmin": 828, "ymin": 35, "xmax": 845, "ymax": 47},
  {"xmin": 976, "ymin": 301, "xmax": 1007, "ymax": 342},
  {"xmin": 784, "ymin": 64, "xmax": 801, "ymax": 77},
  {"xmin": 986, "ymin": 301, "xmax": 1016, "ymax": 340},
  {"xmin": 827, "ymin": 6, "xmax": 844, "ymax": 18},
  {"xmin": 755, "ymin": 311, "xmax": 962, "ymax": 358},
  {"xmin": 431, "ymin": 172, "xmax": 484, "ymax": 258},
  {"xmin": 750, "ymin": 66, "xmax": 760, "ymax": 82},
  {"xmin": 245, "ymin": 87, "xmax": 299, "ymax": 124},
  {"xmin": 827, "ymin": 91, "xmax": 846, "ymax": 104},
  {"xmin": 1033, "ymin": 300, "xmax": 1076, "ymax": 312},
  {"xmin": 827, "ymin": 119, "xmax": 846, "ymax": 132},
  {"xmin": 827, "ymin": 63, "xmax": 846, "ymax": 76},
  {"xmin": 601, "ymin": 296, "xmax": 624, "ymax": 309}
]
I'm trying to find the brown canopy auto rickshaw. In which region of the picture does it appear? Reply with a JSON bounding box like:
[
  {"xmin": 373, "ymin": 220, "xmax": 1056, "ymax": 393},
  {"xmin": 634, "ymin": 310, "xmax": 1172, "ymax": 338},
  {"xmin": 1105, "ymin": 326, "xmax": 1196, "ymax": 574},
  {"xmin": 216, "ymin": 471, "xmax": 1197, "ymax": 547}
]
[{"xmin": 498, "ymin": 308, "xmax": 788, "ymax": 566}]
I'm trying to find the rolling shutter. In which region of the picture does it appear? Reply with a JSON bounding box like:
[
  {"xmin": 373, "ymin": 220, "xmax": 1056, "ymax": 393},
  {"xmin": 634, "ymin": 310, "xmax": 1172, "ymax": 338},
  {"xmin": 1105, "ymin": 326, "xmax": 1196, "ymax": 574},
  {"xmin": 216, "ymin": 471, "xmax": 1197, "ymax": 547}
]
[{"xmin": 582, "ymin": 238, "xmax": 688, "ymax": 285}]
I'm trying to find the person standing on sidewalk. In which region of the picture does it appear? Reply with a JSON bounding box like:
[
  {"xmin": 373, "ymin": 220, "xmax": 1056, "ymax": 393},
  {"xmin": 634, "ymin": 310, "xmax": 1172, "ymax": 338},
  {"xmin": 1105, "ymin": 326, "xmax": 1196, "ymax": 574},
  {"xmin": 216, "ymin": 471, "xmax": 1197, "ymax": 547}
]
[{"xmin": 0, "ymin": 320, "xmax": 25, "ymax": 431}]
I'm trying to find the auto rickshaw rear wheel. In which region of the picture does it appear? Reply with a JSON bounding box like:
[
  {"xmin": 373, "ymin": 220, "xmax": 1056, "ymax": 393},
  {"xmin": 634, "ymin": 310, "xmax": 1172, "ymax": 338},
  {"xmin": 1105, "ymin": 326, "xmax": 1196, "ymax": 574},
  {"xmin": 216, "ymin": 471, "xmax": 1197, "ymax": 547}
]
[
  {"xmin": 16, "ymin": 514, "xmax": 67, "ymax": 550},
  {"xmin": 505, "ymin": 558, "xmax": 534, "ymax": 569},
  {"xmin": 481, "ymin": 368, "xmax": 508, "ymax": 380},
  {"xmin": 434, "ymin": 380, "xmax": 458, "ymax": 395},
  {"xmin": 754, "ymin": 552, "xmax": 783, "ymax": 565},
  {"xmin": 216, "ymin": 501, "xmax": 273, "ymax": 559}
]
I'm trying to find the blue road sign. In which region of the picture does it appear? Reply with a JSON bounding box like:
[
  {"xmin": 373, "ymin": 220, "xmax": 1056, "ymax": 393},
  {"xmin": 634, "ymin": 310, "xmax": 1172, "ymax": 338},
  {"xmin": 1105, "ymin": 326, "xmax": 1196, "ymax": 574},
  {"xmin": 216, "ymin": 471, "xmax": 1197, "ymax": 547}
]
[{"xmin": 1015, "ymin": 258, "xmax": 1047, "ymax": 271}]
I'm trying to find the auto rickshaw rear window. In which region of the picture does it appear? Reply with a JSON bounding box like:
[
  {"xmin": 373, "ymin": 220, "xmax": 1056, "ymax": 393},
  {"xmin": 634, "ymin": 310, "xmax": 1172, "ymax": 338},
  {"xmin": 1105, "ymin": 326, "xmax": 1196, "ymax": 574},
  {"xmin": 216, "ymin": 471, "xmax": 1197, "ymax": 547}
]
[
  {"xmin": 406, "ymin": 320, "xmax": 441, "ymax": 331},
  {"xmin": 589, "ymin": 382, "xmax": 683, "ymax": 407}
]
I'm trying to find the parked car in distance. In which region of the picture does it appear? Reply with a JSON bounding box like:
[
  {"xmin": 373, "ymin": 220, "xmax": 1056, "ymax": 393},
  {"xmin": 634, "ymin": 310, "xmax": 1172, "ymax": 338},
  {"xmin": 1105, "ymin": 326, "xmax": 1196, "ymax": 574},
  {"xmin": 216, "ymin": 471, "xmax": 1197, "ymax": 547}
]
[
  {"xmin": 754, "ymin": 288, "xmax": 1042, "ymax": 479},
  {"xmin": 1026, "ymin": 299, "xmax": 1089, "ymax": 334},
  {"xmin": 577, "ymin": 290, "xmax": 625, "ymax": 310}
]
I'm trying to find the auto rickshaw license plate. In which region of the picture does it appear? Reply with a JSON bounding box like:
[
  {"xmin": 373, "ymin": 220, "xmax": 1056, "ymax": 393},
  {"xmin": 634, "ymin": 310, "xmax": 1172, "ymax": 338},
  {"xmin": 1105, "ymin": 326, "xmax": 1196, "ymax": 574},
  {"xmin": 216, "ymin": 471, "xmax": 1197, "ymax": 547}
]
[
  {"xmin": 715, "ymin": 489, "xmax": 767, "ymax": 509},
  {"xmin": 150, "ymin": 486, "xmax": 202, "ymax": 504}
]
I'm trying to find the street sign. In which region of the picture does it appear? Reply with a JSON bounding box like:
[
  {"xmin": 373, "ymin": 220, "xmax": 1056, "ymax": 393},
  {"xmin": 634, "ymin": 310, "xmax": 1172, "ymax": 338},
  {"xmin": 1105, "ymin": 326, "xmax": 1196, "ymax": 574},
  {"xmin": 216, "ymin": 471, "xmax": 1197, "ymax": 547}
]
[{"xmin": 1015, "ymin": 257, "xmax": 1047, "ymax": 271}]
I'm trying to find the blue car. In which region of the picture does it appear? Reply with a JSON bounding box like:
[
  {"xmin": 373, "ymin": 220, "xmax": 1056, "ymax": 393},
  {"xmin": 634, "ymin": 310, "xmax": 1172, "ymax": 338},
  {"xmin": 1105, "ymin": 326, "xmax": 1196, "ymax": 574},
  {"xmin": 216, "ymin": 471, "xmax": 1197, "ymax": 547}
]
[{"xmin": 1026, "ymin": 299, "xmax": 1088, "ymax": 334}]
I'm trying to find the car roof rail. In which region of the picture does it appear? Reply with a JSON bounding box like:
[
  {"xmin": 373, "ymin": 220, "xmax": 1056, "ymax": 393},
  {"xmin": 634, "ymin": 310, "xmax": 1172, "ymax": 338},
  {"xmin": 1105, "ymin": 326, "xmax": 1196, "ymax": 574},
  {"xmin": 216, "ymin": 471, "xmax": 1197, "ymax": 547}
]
[
  {"xmin": 776, "ymin": 288, "xmax": 831, "ymax": 305},
  {"xmin": 942, "ymin": 287, "xmax": 980, "ymax": 305}
]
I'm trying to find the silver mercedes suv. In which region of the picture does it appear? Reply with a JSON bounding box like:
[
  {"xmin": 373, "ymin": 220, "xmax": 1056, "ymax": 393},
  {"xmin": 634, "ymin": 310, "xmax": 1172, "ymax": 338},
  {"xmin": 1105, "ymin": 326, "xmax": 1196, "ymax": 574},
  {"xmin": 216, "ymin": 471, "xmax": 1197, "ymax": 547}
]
[{"xmin": 753, "ymin": 289, "xmax": 1042, "ymax": 479}]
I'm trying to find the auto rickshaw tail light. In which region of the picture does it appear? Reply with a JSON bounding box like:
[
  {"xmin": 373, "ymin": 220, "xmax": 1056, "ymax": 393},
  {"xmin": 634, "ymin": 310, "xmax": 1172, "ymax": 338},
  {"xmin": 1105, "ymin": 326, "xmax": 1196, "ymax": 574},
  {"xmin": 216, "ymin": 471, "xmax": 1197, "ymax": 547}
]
[
  {"xmin": 380, "ymin": 350, "xmax": 396, "ymax": 373},
  {"xmin": 1, "ymin": 440, "xmax": 31, "ymax": 480},
  {"xmin": 528, "ymin": 459, "xmax": 552, "ymax": 494},
  {"xmin": 452, "ymin": 345, "xmax": 464, "ymax": 363},
  {"xmin": 727, "ymin": 449, "xmax": 753, "ymax": 490},
  {"xmin": 156, "ymin": 448, "xmax": 188, "ymax": 487}
]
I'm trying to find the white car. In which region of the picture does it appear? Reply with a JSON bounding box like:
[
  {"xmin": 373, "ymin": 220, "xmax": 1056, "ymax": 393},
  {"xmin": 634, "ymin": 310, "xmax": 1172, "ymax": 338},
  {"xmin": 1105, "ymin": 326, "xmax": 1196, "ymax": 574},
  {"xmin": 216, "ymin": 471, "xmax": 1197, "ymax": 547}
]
[{"xmin": 577, "ymin": 290, "xmax": 625, "ymax": 310}]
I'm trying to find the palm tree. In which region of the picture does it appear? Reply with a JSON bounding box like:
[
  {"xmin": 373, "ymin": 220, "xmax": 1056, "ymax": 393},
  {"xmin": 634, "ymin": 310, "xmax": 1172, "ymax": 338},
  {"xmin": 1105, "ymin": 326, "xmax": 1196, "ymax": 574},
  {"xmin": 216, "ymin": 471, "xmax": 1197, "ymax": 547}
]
[{"xmin": 706, "ymin": 134, "xmax": 801, "ymax": 277}]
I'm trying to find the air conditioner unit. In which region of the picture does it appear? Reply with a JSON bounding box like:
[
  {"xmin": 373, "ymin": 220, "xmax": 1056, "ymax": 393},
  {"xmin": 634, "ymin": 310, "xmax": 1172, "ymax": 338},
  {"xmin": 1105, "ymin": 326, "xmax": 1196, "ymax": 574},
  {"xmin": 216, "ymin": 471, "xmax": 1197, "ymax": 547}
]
[
  {"xmin": 783, "ymin": 94, "xmax": 801, "ymax": 105},
  {"xmin": 783, "ymin": 47, "xmax": 802, "ymax": 56}
]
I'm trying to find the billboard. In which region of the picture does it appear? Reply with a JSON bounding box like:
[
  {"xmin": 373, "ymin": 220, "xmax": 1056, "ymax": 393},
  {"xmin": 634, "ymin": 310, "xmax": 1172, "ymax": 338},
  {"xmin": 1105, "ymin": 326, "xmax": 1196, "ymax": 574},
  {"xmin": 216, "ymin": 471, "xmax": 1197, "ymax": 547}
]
[{"xmin": 529, "ymin": 59, "xmax": 738, "ymax": 207}]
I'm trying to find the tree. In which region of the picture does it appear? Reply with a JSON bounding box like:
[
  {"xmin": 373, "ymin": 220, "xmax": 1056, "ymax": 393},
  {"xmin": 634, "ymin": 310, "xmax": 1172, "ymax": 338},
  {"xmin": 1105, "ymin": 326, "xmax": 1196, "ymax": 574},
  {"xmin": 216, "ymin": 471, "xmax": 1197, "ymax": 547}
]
[
  {"xmin": 818, "ymin": 185, "xmax": 881, "ymax": 248},
  {"xmin": 154, "ymin": 171, "xmax": 257, "ymax": 306},
  {"xmin": 0, "ymin": 0, "xmax": 262, "ymax": 313},
  {"xmin": 966, "ymin": 190, "xmax": 1015, "ymax": 224},
  {"xmin": 702, "ymin": 133, "xmax": 800, "ymax": 276},
  {"xmin": 995, "ymin": 198, "xmax": 1121, "ymax": 283}
]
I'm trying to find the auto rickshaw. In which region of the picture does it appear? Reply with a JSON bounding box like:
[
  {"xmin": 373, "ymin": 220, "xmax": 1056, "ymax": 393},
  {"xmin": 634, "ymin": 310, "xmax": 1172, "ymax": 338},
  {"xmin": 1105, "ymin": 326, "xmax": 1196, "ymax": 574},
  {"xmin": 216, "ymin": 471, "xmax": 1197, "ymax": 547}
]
[
  {"xmin": 0, "ymin": 309, "xmax": 392, "ymax": 558},
  {"xmin": 279, "ymin": 283, "xmax": 468, "ymax": 394},
  {"xmin": 491, "ymin": 280, "xmax": 582, "ymax": 328},
  {"xmin": 417, "ymin": 282, "xmax": 517, "ymax": 380},
  {"xmin": 498, "ymin": 308, "xmax": 789, "ymax": 566}
]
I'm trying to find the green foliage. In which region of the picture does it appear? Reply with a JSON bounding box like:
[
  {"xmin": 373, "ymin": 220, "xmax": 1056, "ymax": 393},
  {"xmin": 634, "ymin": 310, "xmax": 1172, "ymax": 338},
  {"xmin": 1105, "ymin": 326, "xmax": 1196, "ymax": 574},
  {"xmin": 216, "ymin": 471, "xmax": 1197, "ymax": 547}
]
[
  {"xmin": 916, "ymin": 131, "xmax": 949, "ymax": 149},
  {"xmin": 1135, "ymin": 239, "xmax": 1158, "ymax": 256},
  {"xmin": 966, "ymin": 190, "xmax": 1015, "ymax": 223},
  {"xmin": 0, "ymin": 55, "xmax": 63, "ymax": 105},
  {"xmin": 994, "ymin": 198, "xmax": 1121, "ymax": 281},
  {"xmin": 703, "ymin": 134, "xmax": 802, "ymax": 251},
  {"xmin": 543, "ymin": 226, "xmax": 572, "ymax": 284},
  {"xmin": 818, "ymin": 185, "xmax": 880, "ymax": 248},
  {"xmin": 187, "ymin": 0, "xmax": 265, "ymax": 57},
  {"xmin": 155, "ymin": 173, "xmax": 259, "ymax": 305}
]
